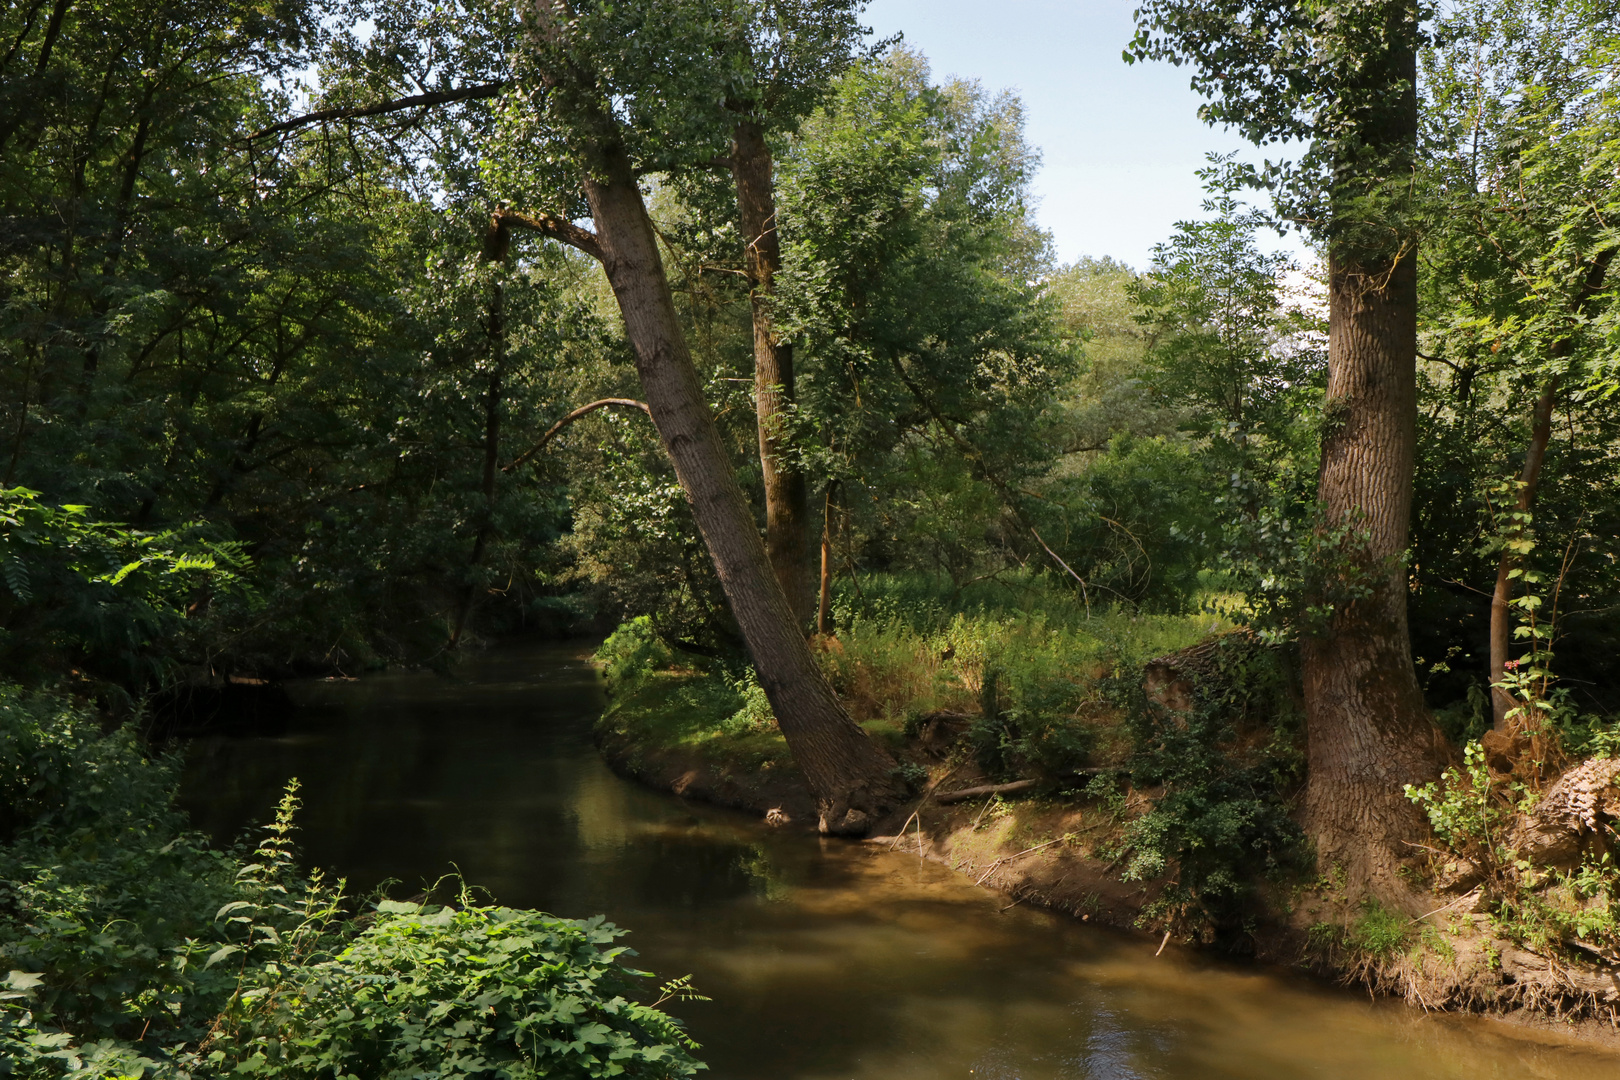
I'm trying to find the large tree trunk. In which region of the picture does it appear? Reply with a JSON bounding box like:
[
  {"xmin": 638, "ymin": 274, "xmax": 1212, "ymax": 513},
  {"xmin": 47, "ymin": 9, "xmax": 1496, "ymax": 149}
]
[
  {"xmin": 1299, "ymin": 0, "xmax": 1442, "ymax": 907},
  {"xmin": 730, "ymin": 120, "xmax": 814, "ymax": 628},
  {"xmin": 1301, "ymin": 248, "xmax": 1441, "ymax": 905},
  {"xmin": 583, "ymin": 152, "xmax": 901, "ymax": 833}
]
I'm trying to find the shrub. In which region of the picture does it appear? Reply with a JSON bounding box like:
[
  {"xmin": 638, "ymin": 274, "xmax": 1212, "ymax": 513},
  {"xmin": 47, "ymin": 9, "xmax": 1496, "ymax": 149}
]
[
  {"xmin": 0, "ymin": 685, "xmax": 707, "ymax": 1080},
  {"xmin": 215, "ymin": 899, "xmax": 706, "ymax": 1080},
  {"xmin": 597, "ymin": 616, "xmax": 675, "ymax": 698},
  {"xmin": 0, "ymin": 686, "xmax": 242, "ymax": 1073},
  {"xmin": 1116, "ymin": 635, "xmax": 1308, "ymax": 929}
]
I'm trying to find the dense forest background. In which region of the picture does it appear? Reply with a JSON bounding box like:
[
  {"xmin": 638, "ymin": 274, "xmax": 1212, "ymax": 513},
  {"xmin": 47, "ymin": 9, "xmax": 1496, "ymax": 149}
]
[
  {"xmin": 6, "ymin": 0, "xmax": 1616, "ymax": 730},
  {"xmin": 6, "ymin": 0, "xmax": 1620, "ymax": 1072}
]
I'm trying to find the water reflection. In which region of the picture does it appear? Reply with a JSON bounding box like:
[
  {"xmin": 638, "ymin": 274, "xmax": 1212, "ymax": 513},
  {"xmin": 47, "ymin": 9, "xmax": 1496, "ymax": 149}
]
[{"xmin": 181, "ymin": 642, "xmax": 1618, "ymax": 1080}]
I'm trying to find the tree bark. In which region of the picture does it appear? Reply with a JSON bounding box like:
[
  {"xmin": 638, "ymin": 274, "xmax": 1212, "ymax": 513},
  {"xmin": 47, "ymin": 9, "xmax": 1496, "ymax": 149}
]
[
  {"xmin": 1301, "ymin": 247, "xmax": 1441, "ymax": 906},
  {"xmin": 1297, "ymin": 0, "xmax": 1443, "ymax": 907},
  {"xmin": 817, "ymin": 481, "xmax": 836, "ymax": 637},
  {"xmin": 450, "ymin": 211, "xmax": 509, "ymax": 648},
  {"xmin": 582, "ymin": 150, "xmax": 901, "ymax": 832},
  {"xmin": 730, "ymin": 120, "xmax": 814, "ymax": 628},
  {"xmin": 1488, "ymin": 247, "xmax": 1613, "ymax": 729}
]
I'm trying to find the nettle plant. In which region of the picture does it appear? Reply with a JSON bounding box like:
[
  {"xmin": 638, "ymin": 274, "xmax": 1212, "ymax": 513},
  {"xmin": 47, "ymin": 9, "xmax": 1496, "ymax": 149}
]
[
  {"xmin": 1403, "ymin": 485, "xmax": 1620, "ymax": 958},
  {"xmin": 1480, "ymin": 475, "xmax": 1562, "ymax": 735}
]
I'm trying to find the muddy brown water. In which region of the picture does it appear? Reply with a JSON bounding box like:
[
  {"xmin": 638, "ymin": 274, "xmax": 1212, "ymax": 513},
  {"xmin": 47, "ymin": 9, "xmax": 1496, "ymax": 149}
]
[{"xmin": 181, "ymin": 641, "xmax": 1618, "ymax": 1079}]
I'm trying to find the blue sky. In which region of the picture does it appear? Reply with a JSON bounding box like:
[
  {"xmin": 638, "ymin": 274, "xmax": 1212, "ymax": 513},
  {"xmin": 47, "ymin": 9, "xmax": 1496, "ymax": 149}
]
[{"xmin": 862, "ymin": 0, "xmax": 1294, "ymax": 270}]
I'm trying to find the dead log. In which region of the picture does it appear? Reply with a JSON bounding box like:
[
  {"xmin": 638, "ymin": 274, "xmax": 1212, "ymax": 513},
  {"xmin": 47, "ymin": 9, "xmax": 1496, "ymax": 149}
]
[{"xmin": 936, "ymin": 779, "xmax": 1039, "ymax": 804}]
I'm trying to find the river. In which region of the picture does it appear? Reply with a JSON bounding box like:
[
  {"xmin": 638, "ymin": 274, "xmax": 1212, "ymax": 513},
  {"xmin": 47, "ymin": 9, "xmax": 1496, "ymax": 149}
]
[{"xmin": 180, "ymin": 641, "xmax": 1617, "ymax": 1079}]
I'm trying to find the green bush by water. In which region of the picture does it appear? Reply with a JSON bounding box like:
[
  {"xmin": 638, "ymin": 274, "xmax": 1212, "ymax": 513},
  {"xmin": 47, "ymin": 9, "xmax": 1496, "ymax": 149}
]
[
  {"xmin": 1113, "ymin": 634, "xmax": 1309, "ymax": 930},
  {"xmin": 0, "ymin": 686, "xmax": 705, "ymax": 1079}
]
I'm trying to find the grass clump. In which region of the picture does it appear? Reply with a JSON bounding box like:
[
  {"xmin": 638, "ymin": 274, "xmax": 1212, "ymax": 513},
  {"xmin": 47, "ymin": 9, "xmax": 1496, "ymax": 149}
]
[{"xmin": 595, "ymin": 618, "xmax": 793, "ymax": 773}]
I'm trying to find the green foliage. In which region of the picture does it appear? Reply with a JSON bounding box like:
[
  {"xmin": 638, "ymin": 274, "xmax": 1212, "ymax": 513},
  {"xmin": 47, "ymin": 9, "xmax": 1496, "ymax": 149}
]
[
  {"xmin": 775, "ymin": 49, "xmax": 1079, "ymax": 601},
  {"xmin": 820, "ymin": 590, "xmax": 1221, "ymax": 778},
  {"xmin": 1404, "ymin": 742, "xmax": 1520, "ymax": 865},
  {"xmin": 0, "ymin": 686, "xmax": 706, "ymax": 1079},
  {"xmin": 212, "ymin": 899, "xmax": 705, "ymax": 1080},
  {"xmin": 1116, "ymin": 635, "xmax": 1308, "ymax": 926},
  {"xmin": 1406, "ymin": 741, "xmax": 1620, "ymax": 962},
  {"xmin": 595, "ymin": 620, "xmax": 785, "ymax": 753},
  {"xmin": 1409, "ymin": 0, "xmax": 1620, "ymax": 715},
  {"xmin": 1129, "ymin": 0, "xmax": 1424, "ymax": 261},
  {"xmin": 0, "ymin": 686, "xmax": 243, "ymax": 1075},
  {"xmin": 0, "ymin": 489, "xmax": 251, "ymax": 691}
]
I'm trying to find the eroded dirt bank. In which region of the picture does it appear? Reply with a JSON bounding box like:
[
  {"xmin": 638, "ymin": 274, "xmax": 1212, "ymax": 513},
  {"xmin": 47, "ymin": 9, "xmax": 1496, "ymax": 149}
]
[{"xmin": 594, "ymin": 657, "xmax": 1620, "ymax": 1052}]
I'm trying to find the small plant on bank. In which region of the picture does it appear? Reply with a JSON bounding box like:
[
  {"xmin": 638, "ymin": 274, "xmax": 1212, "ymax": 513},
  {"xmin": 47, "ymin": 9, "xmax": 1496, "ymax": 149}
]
[
  {"xmin": 1343, "ymin": 901, "xmax": 1413, "ymax": 959},
  {"xmin": 1115, "ymin": 634, "xmax": 1308, "ymax": 937}
]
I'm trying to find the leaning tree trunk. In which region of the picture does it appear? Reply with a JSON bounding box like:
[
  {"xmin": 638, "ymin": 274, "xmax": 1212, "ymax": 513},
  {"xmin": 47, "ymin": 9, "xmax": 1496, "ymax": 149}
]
[
  {"xmin": 1487, "ymin": 375, "xmax": 1558, "ymax": 730},
  {"xmin": 1488, "ymin": 247, "xmax": 1613, "ymax": 730},
  {"xmin": 730, "ymin": 119, "xmax": 814, "ymax": 628},
  {"xmin": 583, "ymin": 152, "xmax": 901, "ymax": 833},
  {"xmin": 1301, "ymin": 247, "xmax": 1442, "ymax": 906}
]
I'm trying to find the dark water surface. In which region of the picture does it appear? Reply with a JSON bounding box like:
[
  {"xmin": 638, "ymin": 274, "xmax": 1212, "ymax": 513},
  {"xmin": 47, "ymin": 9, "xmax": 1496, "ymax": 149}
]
[{"xmin": 181, "ymin": 642, "xmax": 1617, "ymax": 1080}]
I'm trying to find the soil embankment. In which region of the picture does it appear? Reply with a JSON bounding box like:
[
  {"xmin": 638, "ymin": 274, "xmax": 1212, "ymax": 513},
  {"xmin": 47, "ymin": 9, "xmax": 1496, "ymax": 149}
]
[{"xmin": 594, "ymin": 656, "xmax": 1620, "ymax": 1050}]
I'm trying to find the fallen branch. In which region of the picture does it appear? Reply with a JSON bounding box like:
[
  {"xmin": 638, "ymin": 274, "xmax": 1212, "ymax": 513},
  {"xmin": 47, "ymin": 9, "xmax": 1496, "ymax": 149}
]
[
  {"xmin": 503, "ymin": 398, "xmax": 651, "ymax": 472},
  {"xmin": 937, "ymin": 779, "xmax": 1038, "ymax": 805},
  {"xmin": 974, "ymin": 835, "xmax": 1070, "ymax": 886},
  {"xmin": 1413, "ymin": 888, "xmax": 1482, "ymax": 924},
  {"xmin": 936, "ymin": 769, "xmax": 1111, "ymax": 805},
  {"xmin": 889, "ymin": 809, "xmax": 919, "ymax": 850}
]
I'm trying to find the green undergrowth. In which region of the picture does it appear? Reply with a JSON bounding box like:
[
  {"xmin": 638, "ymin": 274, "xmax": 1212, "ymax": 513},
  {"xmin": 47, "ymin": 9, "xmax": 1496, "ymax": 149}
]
[
  {"xmin": 1403, "ymin": 739, "xmax": 1620, "ymax": 966},
  {"xmin": 824, "ymin": 607, "xmax": 1223, "ymax": 771},
  {"xmin": 0, "ymin": 684, "xmax": 706, "ymax": 1080},
  {"xmin": 594, "ymin": 605, "xmax": 1225, "ymax": 785},
  {"xmin": 597, "ymin": 598, "xmax": 1310, "ymax": 943},
  {"xmin": 1112, "ymin": 633, "xmax": 1309, "ymax": 938}
]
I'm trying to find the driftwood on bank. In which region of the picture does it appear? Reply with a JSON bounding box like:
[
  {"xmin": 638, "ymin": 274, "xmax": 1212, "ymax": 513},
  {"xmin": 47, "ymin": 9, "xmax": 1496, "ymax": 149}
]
[
  {"xmin": 933, "ymin": 769, "xmax": 1113, "ymax": 805},
  {"xmin": 935, "ymin": 779, "xmax": 1039, "ymax": 804}
]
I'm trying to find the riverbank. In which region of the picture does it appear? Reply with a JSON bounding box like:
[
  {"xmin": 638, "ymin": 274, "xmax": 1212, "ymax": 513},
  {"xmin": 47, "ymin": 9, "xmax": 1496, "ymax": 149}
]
[{"xmin": 591, "ymin": 628, "xmax": 1620, "ymax": 1049}]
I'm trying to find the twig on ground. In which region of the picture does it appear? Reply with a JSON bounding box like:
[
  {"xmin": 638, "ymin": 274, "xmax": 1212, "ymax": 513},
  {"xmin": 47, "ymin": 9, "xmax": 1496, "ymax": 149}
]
[
  {"xmin": 1414, "ymin": 888, "xmax": 1482, "ymax": 923},
  {"xmin": 890, "ymin": 809, "xmax": 920, "ymax": 850},
  {"xmin": 974, "ymin": 835, "xmax": 1069, "ymax": 886},
  {"xmin": 970, "ymin": 796, "xmax": 997, "ymax": 830}
]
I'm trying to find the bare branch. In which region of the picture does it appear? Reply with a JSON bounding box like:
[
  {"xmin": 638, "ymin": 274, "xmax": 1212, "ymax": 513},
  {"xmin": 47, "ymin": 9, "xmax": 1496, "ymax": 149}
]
[
  {"xmin": 241, "ymin": 82, "xmax": 507, "ymax": 143},
  {"xmin": 503, "ymin": 398, "xmax": 651, "ymax": 472}
]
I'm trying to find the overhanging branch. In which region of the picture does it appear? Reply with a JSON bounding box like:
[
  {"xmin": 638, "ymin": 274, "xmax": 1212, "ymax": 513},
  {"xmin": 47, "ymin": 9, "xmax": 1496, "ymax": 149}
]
[
  {"xmin": 503, "ymin": 398, "xmax": 651, "ymax": 472},
  {"xmin": 242, "ymin": 82, "xmax": 508, "ymax": 143},
  {"xmin": 494, "ymin": 207, "xmax": 603, "ymax": 262}
]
